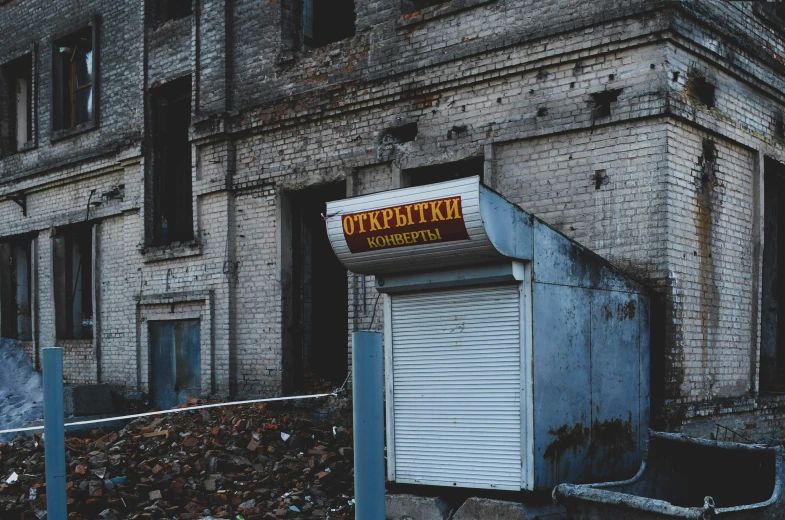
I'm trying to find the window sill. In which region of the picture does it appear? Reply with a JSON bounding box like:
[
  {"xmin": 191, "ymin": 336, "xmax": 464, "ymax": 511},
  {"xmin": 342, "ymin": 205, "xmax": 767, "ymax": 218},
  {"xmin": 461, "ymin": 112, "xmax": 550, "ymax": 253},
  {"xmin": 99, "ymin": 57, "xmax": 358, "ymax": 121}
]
[
  {"xmin": 397, "ymin": 0, "xmax": 494, "ymax": 28},
  {"xmin": 51, "ymin": 120, "xmax": 98, "ymax": 143},
  {"xmin": 141, "ymin": 239, "xmax": 202, "ymax": 263}
]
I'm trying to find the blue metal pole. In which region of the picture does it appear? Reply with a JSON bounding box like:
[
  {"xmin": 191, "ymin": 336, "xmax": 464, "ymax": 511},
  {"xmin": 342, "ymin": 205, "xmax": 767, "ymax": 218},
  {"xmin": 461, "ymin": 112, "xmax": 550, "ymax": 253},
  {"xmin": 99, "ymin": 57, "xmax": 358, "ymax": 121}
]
[
  {"xmin": 352, "ymin": 330, "xmax": 385, "ymax": 520},
  {"xmin": 43, "ymin": 347, "xmax": 67, "ymax": 520}
]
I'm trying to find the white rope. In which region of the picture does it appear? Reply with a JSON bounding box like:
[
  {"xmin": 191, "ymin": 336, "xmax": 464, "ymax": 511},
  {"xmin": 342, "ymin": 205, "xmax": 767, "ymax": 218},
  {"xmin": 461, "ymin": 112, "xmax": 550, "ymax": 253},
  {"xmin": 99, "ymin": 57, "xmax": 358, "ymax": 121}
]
[{"xmin": 0, "ymin": 392, "xmax": 335, "ymax": 436}]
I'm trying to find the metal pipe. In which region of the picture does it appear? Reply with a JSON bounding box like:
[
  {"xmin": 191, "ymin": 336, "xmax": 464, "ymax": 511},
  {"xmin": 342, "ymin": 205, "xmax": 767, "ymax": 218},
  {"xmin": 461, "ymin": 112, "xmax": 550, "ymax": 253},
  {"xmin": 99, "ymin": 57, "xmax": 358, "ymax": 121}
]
[
  {"xmin": 352, "ymin": 331, "xmax": 385, "ymax": 519},
  {"xmin": 43, "ymin": 347, "xmax": 67, "ymax": 520}
]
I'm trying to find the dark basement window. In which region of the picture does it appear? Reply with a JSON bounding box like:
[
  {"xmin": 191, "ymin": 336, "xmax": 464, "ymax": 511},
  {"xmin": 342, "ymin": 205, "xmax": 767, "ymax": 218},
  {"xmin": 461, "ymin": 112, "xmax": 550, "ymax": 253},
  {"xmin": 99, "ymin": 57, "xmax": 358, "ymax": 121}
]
[{"xmin": 303, "ymin": 0, "xmax": 356, "ymax": 48}]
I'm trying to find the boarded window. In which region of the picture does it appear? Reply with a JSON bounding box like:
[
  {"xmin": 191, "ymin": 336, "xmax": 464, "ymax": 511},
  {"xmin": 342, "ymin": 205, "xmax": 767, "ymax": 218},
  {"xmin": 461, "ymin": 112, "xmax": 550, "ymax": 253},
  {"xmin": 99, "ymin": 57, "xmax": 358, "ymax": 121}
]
[
  {"xmin": 150, "ymin": 76, "xmax": 193, "ymax": 246},
  {"xmin": 53, "ymin": 225, "xmax": 93, "ymax": 340},
  {"xmin": 53, "ymin": 26, "xmax": 95, "ymax": 130},
  {"xmin": 0, "ymin": 237, "xmax": 32, "ymax": 340},
  {"xmin": 0, "ymin": 54, "xmax": 33, "ymax": 155},
  {"xmin": 303, "ymin": 0, "xmax": 355, "ymax": 48}
]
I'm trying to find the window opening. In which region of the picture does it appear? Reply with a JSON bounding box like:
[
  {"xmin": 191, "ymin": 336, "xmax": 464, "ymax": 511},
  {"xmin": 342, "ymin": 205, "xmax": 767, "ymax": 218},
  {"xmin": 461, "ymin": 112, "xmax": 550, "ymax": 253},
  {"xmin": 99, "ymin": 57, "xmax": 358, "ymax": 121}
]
[
  {"xmin": 303, "ymin": 0, "xmax": 355, "ymax": 48},
  {"xmin": 0, "ymin": 54, "xmax": 33, "ymax": 155},
  {"xmin": 53, "ymin": 26, "xmax": 94, "ymax": 130},
  {"xmin": 54, "ymin": 225, "xmax": 93, "ymax": 340},
  {"xmin": 0, "ymin": 236, "xmax": 32, "ymax": 341},
  {"xmin": 402, "ymin": 157, "xmax": 484, "ymax": 187},
  {"xmin": 154, "ymin": 0, "xmax": 193, "ymax": 24},
  {"xmin": 150, "ymin": 76, "xmax": 193, "ymax": 246}
]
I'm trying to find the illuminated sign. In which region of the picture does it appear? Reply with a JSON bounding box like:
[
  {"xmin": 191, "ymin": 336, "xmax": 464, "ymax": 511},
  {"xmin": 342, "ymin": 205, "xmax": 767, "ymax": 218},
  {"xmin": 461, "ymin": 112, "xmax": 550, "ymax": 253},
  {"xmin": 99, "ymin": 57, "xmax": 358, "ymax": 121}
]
[{"xmin": 341, "ymin": 196, "xmax": 470, "ymax": 253}]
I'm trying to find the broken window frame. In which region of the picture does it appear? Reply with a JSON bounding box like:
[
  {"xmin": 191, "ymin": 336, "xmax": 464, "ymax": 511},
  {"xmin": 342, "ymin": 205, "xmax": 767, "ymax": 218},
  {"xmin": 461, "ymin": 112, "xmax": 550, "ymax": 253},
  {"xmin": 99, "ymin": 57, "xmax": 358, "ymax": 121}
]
[
  {"xmin": 402, "ymin": 157, "xmax": 485, "ymax": 187},
  {"xmin": 302, "ymin": 0, "xmax": 356, "ymax": 48},
  {"xmin": 53, "ymin": 224, "xmax": 94, "ymax": 341},
  {"xmin": 402, "ymin": 0, "xmax": 449, "ymax": 14},
  {"xmin": 51, "ymin": 20, "xmax": 99, "ymax": 137},
  {"xmin": 148, "ymin": 76, "xmax": 195, "ymax": 248},
  {"xmin": 0, "ymin": 49, "xmax": 35, "ymax": 157}
]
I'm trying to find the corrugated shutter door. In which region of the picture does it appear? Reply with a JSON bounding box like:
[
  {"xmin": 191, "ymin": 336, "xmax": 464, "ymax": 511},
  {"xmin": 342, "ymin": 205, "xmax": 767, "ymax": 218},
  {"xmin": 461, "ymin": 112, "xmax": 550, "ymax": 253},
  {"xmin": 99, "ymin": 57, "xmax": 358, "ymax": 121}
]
[{"xmin": 391, "ymin": 285, "xmax": 522, "ymax": 490}]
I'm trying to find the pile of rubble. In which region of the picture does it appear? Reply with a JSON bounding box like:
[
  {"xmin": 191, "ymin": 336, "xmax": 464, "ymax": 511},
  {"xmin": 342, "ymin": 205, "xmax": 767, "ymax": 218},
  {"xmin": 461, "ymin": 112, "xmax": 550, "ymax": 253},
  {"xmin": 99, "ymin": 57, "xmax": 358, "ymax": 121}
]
[{"xmin": 0, "ymin": 396, "xmax": 355, "ymax": 519}]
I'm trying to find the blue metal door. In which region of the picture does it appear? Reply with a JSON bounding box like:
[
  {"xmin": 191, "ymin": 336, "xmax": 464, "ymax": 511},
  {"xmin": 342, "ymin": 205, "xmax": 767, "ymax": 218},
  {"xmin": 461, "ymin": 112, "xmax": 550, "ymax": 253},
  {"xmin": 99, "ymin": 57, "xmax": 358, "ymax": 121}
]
[{"xmin": 150, "ymin": 320, "xmax": 201, "ymax": 410}]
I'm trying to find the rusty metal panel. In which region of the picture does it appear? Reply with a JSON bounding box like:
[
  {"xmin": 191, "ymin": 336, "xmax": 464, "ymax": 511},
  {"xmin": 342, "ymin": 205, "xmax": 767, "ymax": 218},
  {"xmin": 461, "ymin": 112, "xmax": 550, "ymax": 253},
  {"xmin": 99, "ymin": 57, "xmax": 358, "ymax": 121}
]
[
  {"xmin": 150, "ymin": 320, "xmax": 201, "ymax": 410},
  {"xmin": 532, "ymin": 282, "xmax": 592, "ymax": 489},
  {"xmin": 590, "ymin": 290, "xmax": 641, "ymax": 481}
]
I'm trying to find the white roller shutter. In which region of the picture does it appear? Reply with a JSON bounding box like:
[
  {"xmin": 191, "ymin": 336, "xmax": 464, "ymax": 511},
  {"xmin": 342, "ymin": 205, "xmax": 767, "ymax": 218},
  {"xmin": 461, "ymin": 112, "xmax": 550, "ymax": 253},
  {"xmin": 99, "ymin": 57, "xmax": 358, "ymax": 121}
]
[{"xmin": 390, "ymin": 285, "xmax": 522, "ymax": 490}]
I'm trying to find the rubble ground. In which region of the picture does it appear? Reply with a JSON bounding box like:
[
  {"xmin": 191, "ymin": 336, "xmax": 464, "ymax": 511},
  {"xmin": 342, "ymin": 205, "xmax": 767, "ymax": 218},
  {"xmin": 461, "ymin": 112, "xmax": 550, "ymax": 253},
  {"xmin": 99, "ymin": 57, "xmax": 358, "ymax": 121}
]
[{"xmin": 0, "ymin": 395, "xmax": 355, "ymax": 520}]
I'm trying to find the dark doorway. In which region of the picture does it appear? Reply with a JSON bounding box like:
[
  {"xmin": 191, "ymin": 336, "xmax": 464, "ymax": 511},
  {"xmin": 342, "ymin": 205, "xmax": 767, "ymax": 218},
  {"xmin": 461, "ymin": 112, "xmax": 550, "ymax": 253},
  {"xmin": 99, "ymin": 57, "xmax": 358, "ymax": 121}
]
[
  {"xmin": 762, "ymin": 157, "xmax": 785, "ymax": 391},
  {"xmin": 284, "ymin": 182, "xmax": 348, "ymax": 394},
  {"xmin": 149, "ymin": 320, "xmax": 201, "ymax": 409},
  {"xmin": 402, "ymin": 157, "xmax": 484, "ymax": 187}
]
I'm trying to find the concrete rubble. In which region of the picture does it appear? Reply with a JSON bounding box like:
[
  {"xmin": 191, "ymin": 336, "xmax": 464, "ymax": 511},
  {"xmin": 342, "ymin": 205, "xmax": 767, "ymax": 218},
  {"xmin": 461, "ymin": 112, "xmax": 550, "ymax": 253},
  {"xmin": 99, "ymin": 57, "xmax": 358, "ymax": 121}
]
[{"xmin": 0, "ymin": 396, "xmax": 356, "ymax": 519}]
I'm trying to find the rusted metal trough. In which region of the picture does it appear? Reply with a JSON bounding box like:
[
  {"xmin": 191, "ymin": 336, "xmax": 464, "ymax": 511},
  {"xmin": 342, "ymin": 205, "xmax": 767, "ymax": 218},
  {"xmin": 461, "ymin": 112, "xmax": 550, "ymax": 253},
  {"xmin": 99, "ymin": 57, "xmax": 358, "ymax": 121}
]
[{"xmin": 553, "ymin": 431, "xmax": 785, "ymax": 519}]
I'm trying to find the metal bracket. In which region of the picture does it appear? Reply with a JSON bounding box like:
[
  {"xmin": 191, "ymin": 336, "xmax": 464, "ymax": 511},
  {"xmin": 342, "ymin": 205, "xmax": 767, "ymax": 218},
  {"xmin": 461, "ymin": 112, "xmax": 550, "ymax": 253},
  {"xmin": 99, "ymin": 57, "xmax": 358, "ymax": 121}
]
[{"xmin": 9, "ymin": 192, "xmax": 26, "ymax": 216}]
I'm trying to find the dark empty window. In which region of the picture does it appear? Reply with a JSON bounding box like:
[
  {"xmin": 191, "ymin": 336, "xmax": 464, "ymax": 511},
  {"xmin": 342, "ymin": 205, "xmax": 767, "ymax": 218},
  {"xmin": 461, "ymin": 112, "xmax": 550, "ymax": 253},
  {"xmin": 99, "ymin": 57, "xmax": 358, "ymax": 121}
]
[
  {"xmin": 53, "ymin": 26, "xmax": 95, "ymax": 131},
  {"xmin": 151, "ymin": 76, "xmax": 193, "ymax": 246},
  {"xmin": 154, "ymin": 0, "xmax": 192, "ymax": 24},
  {"xmin": 54, "ymin": 225, "xmax": 93, "ymax": 340},
  {"xmin": 303, "ymin": 0, "xmax": 355, "ymax": 48},
  {"xmin": 403, "ymin": 157, "xmax": 484, "ymax": 187},
  {"xmin": 402, "ymin": 0, "xmax": 447, "ymax": 13},
  {"xmin": 687, "ymin": 74, "xmax": 715, "ymax": 108},
  {"xmin": 0, "ymin": 54, "xmax": 33, "ymax": 155},
  {"xmin": 0, "ymin": 237, "xmax": 32, "ymax": 341}
]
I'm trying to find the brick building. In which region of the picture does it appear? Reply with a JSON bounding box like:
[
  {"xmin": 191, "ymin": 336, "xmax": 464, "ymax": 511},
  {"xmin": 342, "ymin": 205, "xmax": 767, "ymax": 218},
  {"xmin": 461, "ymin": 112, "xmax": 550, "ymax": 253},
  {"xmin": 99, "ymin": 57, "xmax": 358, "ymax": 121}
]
[{"xmin": 0, "ymin": 0, "xmax": 784, "ymax": 438}]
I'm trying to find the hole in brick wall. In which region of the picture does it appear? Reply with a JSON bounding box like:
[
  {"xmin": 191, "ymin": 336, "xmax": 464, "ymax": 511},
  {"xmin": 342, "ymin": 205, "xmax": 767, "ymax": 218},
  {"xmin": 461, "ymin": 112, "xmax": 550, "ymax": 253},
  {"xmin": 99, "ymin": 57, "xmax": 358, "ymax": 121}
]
[
  {"xmin": 591, "ymin": 89, "xmax": 623, "ymax": 119},
  {"xmin": 536, "ymin": 69, "xmax": 549, "ymax": 81},
  {"xmin": 446, "ymin": 124, "xmax": 467, "ymax": 139},
  {"xmin": 303, "ymin": 0, "xmax": 356, "ymax": 47},
  {"xmin": 688, "ymin": 73, "xmax": 716, "ymax": 108},
  {"xmin": 608, "ymin": 74, "xmax": 615, "ymax": 81},
  {"xmin": 382, "ymin": 122, "xmax": 418, "ymax": 144},
  {"xmin": 591, "ymin": 169, "xmax": 609, "ymax": 190},
  {"xmin": 569, "ymin": 82, "xmax": 575, "ymax": 89},
  {"xmin": 672, "ymin": 71, "xmax": 680, "ymax": 82},
  {"xmin": 537, "ymin": 107, "xmax": 548, "ymax": 117},
  {"xmin": 699, "ymin": 139, "xmax": 717, "ymax": 186},
  {"xmin": 650, "ymin": 63, "xmax": 656, "ymax": 69}
]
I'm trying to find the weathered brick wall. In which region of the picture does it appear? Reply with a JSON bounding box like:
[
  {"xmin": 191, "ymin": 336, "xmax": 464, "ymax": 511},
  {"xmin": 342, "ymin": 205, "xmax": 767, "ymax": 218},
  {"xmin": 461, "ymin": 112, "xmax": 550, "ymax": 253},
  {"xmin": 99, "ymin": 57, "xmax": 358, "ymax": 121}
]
[{"xmin": 2, "ymin": 0, "xmax": 785, "ymax": 440}]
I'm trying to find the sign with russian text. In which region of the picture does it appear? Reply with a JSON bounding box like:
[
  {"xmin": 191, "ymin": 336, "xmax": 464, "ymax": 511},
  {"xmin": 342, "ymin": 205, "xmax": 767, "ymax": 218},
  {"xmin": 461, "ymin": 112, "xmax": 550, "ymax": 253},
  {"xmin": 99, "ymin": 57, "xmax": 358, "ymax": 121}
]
[{"xmin": 341, "ymin": 196, "xmax": 470, "ymax": 253}]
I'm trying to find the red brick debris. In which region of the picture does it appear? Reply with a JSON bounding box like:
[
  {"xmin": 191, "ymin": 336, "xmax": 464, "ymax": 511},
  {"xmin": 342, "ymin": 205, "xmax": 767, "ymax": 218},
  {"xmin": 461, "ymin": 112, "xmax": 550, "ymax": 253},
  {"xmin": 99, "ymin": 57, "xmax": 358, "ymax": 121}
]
[{"xmin": 0, "ymin": 395, "xmax": 356, "ymax": 519}]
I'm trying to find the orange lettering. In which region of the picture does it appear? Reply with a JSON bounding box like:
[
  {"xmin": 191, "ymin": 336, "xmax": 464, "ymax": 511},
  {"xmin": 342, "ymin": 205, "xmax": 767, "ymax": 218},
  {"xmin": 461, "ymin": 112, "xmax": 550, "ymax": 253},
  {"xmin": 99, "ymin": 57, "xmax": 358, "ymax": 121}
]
[
  {"xmin": 405, "ymin": 204, "xmax": 414, "ymax": 225},
  {"xmin": 413, "ymin": 203, "xmax": 427, "ymax": 223},
  {"xmin": 382, "ymin": 209, "xmax": 394, "ymax": 229},
  {"xmin": 369, "ymin": 211, "xmax": 382, "ymax": 231},
  {"xmin": 430, "ymin": 200, "xmax": 445, "ymax": 221},
  {"xmin": 343, "ymin": 216, "xmax": 355, "ymax": 235},
  {"xmin": 354, "ymin": 213, "xmax": 368, "ymax": 233},
  {"xmin": 427, "ymin": 229, "xmax": 439, "ymax": 241},
  {"xmin": 367, "ymin": 237, "xmax": 378, "ymax": 248},
  {"xmin": 394, "ymin": 207, "xmax": 408, "ymax": 227},
  {"xmin": 445, "ymin": 198, "xmax": 462, "ymax": 220}
]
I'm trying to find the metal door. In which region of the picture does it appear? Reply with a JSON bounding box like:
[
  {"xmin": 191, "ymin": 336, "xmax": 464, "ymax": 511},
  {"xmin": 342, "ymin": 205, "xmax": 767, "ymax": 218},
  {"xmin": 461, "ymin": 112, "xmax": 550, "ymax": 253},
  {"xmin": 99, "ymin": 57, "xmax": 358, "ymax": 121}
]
[
  {"xmin": 389, "ymin": 284, "xmax": 523, "ymax": 490},
  {"xmin": 149, "ymin": 320, "xmax": 201, "ymax": 410}
]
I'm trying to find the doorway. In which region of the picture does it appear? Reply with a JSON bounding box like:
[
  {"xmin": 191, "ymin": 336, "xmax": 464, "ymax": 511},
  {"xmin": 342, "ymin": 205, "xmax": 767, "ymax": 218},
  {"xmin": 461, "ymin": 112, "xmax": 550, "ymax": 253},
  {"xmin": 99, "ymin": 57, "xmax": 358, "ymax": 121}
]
[
  {"xmin": 283, "ymin": 182, "xmax": 348, "ymax": 394},
  {"xmin": 149, "ymin": 320, "xmax": 201, "ymax": 409}
]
